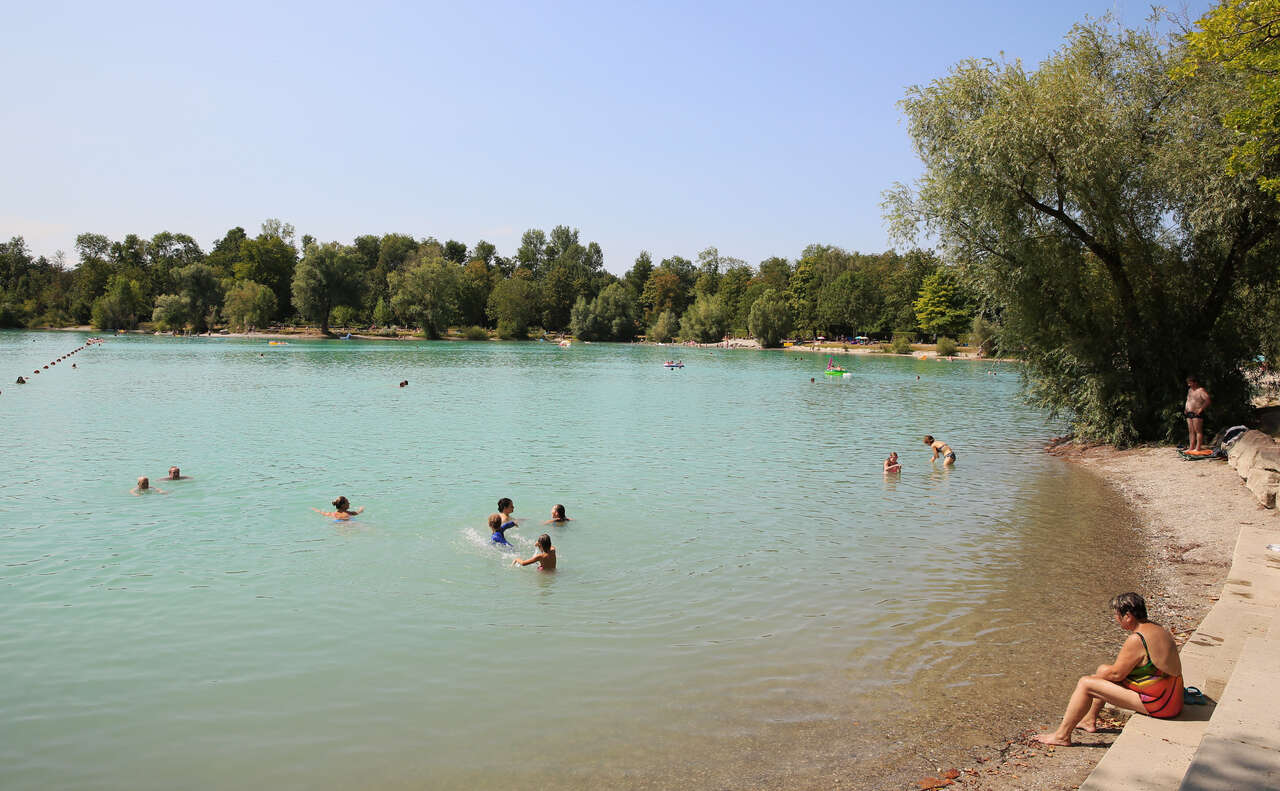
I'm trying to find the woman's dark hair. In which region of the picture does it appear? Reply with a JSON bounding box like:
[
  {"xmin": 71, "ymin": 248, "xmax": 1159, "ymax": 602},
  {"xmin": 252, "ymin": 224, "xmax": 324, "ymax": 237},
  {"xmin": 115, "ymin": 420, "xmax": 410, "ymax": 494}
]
[
  {"xmin": 333, "ymin": 496, "xmax": 349, "ymax": 510},
  {"xmin": 923, "ymin": 435, "xmax": 934, "ymax": 444},
  {"xmin": 1110, "ymin": 592, "xmax": 1148, "ymax": 621},
  {"xmin": 498, "ymin": 497, "xmax": 513, "ymax": 511},
  {"xmin": 537, "ymin": 534, "xmax": 552, "ymax": 551},
  {"xmin": 552, "ymin": 504, "xmax": 566, "ymax": 519}
]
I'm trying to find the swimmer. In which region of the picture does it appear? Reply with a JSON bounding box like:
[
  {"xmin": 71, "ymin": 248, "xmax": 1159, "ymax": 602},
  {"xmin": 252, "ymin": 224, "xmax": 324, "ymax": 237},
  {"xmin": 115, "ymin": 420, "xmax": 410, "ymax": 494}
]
[
  {"xmin": 15, "ymin": 376, "xmax": 25, "ymax": 384},
  {"xmin": 512, "ymin": 533, "xmax": 556, "ymax": 570},
  {"xmin": 924, "ymin": 435, "xmax": 956, "ymax": 466},
  {"xmin": 165, "ymin": 466, "xmax": 191, "ymax": 481},
  {"xmin": 543, "ymin": 504, "xmax": 572, "ymax": 524},
  {"xmin": 312, "ymin": 496, "xmax": 363, "ymax": 520},
  {"xmin": 496, "ymin": 497, "xmax": 520, "ymax": 535},
  {"xmin": 489, "ymin": 512, "xmax": 518, "ymax": 545},
  {"xmin": 398, "ymin": 380, "xmax": 408, "ymax": 387},
  {"xmin": 883, "ymin": 452, "xmax": 901, "ymax": 473},
  {"xmin": 131, "ymin": 476, "xmax": 167, "ymax": 496}
]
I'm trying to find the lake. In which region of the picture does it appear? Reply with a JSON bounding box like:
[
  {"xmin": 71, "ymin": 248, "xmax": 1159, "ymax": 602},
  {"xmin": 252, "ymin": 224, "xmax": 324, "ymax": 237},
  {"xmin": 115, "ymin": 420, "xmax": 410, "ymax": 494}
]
[{"xmin": 0, "ymin": 331, "xmax": 1143, "ymax": 789}]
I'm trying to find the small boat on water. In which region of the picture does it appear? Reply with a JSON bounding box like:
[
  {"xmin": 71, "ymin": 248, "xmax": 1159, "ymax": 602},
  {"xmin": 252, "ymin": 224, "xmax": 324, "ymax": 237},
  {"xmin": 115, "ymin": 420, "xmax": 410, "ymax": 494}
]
[{"xmin": 663, "ymin": 361, "xmax": 684, "ymax": 369}]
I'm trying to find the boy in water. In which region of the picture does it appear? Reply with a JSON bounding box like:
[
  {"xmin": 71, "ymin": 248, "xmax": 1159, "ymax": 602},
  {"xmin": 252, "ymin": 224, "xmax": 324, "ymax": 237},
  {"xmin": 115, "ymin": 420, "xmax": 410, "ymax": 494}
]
[
  {"xmin": 924, "ymin": 435, "xmax": 956, "ymax": 466},
  {"xmin": 512, "ymin": 534, "xmax": 556, "ymax": 570}
]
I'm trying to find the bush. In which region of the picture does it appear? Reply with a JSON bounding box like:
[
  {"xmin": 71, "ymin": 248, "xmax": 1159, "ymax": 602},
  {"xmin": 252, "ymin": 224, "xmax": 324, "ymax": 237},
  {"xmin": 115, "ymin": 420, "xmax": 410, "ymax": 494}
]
[
  {"xmin": 935, "ymin": 336, "xmax": 958, "ymax": 357},
  {"xmin": 462, "ymin": 325, "xmax": 489, "ymax": 341},
  {"xmin": 888, "ymin": 333, "xmax": 914, "ymax": 354},
  {"xmin": 497, "ymin": 319, "xmax": 527, "ymax": 340}
]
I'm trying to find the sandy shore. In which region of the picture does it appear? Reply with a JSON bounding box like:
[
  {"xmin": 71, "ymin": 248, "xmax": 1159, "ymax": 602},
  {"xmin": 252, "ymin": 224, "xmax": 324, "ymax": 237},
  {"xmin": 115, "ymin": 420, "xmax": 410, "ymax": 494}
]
[{"xmin": 926, "ymin": 446, "xmax": 1274, "ymax": 791}]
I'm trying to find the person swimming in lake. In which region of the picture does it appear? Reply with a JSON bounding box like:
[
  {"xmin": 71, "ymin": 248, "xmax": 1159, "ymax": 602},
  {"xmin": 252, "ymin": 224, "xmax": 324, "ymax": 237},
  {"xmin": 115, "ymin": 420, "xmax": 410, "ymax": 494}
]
[
  {"xmin": 131, "ymin": 476, "xmax": 166, "ymax": 496},
  {"xmin": 924, "ymin": 435, "xmax": 956, "ymax": 466},
  {"xmin": 312, "ymin": 496, "xmax": 363, "ymax": 520},
  {"xmin": 489, "ymin": 512, "xmax": 519, "ymax": 545},
  {"xmin": 883, "ymin": 452, "xmax": 901, "ymax": 473},
  {"xmin": 543, "ymin": 504, "xmax": 571, "ymax": 524},
  {"xmin": 165, "ymin": 466, "xmax": 191, "ymax": 481},
  {"xmin": 512, "ymin": 533, "xmax": 556, "ymax": 570}
]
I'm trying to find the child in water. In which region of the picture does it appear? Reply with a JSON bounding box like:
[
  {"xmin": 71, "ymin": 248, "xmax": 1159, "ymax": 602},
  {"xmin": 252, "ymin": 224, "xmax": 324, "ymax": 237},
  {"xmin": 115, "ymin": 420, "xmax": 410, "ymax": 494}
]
[
  {"xmin": 312, "ymin": 496, "xmax": 363, "ymax": 520},
  {"xmin": 543, "ymin": 504, "xmax": 571, "ymax": 524},
  {"xmin": 489, "ymin": 512, "xmax": 518, "ymax": 545},
  {"xmin": 883, "ymin": 452, "xmax": 901, "ymax": 473},
  {"xmin": 512, "ymin": 534, "xmax": 556, "ymax": 570}
]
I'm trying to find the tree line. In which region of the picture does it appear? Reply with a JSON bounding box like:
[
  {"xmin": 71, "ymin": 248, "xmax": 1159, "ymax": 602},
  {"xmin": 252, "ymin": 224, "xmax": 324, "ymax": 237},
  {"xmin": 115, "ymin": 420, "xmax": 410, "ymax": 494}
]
[{"xmin": 0, "ymin": 223, "xmax": 978, "ymax": 347}]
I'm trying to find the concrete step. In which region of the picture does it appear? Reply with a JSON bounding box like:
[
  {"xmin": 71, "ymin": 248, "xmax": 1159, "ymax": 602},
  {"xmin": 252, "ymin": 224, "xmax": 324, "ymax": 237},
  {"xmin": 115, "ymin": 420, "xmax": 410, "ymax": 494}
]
[{"xmin": 1177, "ymin": 634, "xmax": 1280, "ymax": 791}]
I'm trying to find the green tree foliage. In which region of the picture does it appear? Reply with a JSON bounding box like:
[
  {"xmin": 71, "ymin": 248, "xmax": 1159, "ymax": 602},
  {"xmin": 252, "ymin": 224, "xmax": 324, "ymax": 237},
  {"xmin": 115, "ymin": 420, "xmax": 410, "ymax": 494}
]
[
  {"xmin": 1182, "ymin": 0, "xmax": 1280, "ymax": 200},
  {"xmin": 679, "ymin": 293, "xmax": 730, "ymax": 342},
  {"xmin": 206, "ymin": 227, "xmax": 247, "ymax": 280},
  {"xmin": 884, "ymin": 17, "xmax": 1280, "ymax": 444},
  {"xmin": 291, "ymin": 242, "xmax": 365, "ymax": 336},
  {"xmin": 515, "ymin": 229, "xmax": 547, "ymax": 276},
  {"xmin": 389, "ymin": 251, "xmax": 461, "ymax": 339},
  {"xmin": 912, "ymin": 269, "xmax": 973, "ymax": 338},
  {"xmin": 457, "ymin": 260, "xmax": 493, "ymax": 327},
  {"xmin": 151, "ymin": 294, "xmax": 189, "ymax": 331},
  {"xmin": 236, "ymin": 234, "xmax": 297, "ymax": 319},
  {"xmin": 372, "ymin": 298, "xmax": 394, "ymax": 328},
  {"xmin": 647, "ymin": 309, "xmax": 679, "ymax": 343},
  {"xmin": 91, "ymin": 275, "xmax": 145, "ymax": 330},
  {"xmin": 571, "ymin": 282, "xmax": 640, "ymax": 341},
  {"xmin": 935, "ymin": 336, "xmax": 958, "ymax": 356},
  {"xmin": 624, "ymin": 250, "xmax": 653, "ymax": 299},
  {"xmin": 748, "ymin": 289, "xmax": 792, "ymax": 347},
  {"xmin": 174, "ymin": 263, "xmax": 223, "ymax": 332},
  {"xmin": 487, "ymin": 275, "xmax": 540, "ymax": 339},
  {"xmin": 223, "ymin": 280, "xmax": 277, "ymax": 332},
  {"xmin": 443, "ymin": 240, "xmax": 468, "ymax": 264}
]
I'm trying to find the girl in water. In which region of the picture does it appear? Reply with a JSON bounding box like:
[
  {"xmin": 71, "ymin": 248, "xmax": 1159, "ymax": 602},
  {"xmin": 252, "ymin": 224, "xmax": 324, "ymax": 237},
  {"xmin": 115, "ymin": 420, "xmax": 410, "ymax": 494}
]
[
  {"xmin": 543, "ymin": 504, "xmax": 571, "ymax": 524},
  {"xmin": 312, "ymin": 496, "xmax": 363, "ymax": 520},
  {"xmin": 489, "ymin": 513, "xmax": 518, "ymax": 545},
  {"xmin": 512, "ymin": 534, "xmax": 556, "ymax": 570},
  {"xmin": 883, "ymin": 453, "xmax": 901, "ymax": 473},
  {"xmin": 923, "ymin": 435, "xmax": 956, "ymax": 466}
]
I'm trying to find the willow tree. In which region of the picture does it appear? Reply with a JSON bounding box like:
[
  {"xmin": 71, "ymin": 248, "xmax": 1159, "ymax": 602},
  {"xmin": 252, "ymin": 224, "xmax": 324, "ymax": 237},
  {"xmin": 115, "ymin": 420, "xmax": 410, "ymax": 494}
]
[
  {"xmin": 885, "ymin": 18, "xmax": 1280, "ymax": 445},
  {"xmin": 291, "ymin": 242, "xmax": 364, "ymax": 336}
]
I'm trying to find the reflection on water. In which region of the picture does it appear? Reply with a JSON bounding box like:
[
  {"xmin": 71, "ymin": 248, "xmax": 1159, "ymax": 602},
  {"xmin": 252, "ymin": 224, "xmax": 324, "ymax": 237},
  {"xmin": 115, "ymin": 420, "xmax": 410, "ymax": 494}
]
[{"xmin": 0, "ymin": 333, "xmax": 1144, "ymax": 789}]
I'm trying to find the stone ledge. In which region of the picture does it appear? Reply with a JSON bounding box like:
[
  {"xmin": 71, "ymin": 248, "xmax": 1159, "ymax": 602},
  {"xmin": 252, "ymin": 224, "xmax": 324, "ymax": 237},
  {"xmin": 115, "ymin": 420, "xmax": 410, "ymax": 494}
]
[{"xmin": 1227, "ymin": 430, "xmax": 1280, "ymax": 508}]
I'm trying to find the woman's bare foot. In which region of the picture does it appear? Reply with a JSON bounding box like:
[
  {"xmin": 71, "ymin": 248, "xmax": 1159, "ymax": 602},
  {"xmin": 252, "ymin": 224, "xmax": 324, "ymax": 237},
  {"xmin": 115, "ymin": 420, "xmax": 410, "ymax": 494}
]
[
  {"xmin": 1032, "ymin": 733, "xmax": 1072, "ymax": 746},
  {"xmin": 1075, "ymin": 720, "xmax": 1098, "ymax": 733}
]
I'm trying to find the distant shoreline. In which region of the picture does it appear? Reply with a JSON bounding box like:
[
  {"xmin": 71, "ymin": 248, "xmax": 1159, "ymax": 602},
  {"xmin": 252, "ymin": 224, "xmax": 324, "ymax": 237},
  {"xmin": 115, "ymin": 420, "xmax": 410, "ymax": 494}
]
[{"xmin": 11, "ymin": 325, "xmax": 1020, "ymax": 361}]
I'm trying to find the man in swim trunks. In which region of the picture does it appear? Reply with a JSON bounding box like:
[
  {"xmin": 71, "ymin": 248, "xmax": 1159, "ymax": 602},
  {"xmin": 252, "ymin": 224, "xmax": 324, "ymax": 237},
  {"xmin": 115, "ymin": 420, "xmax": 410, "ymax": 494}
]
[
  {"xmin": 1184, "ymin": 377, "xmax": 1211, "ymax": 452},
  {"xmin": 923, "ymin": 435, "xmax": 955, "ymax": 466}
]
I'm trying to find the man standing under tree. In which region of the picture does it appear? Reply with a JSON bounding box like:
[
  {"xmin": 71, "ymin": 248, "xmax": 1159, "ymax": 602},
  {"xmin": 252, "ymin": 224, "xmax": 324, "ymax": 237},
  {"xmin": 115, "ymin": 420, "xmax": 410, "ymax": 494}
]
[{"xmin": 1185, "ymin": 377, "xmax": 1211, "ymax": 453}]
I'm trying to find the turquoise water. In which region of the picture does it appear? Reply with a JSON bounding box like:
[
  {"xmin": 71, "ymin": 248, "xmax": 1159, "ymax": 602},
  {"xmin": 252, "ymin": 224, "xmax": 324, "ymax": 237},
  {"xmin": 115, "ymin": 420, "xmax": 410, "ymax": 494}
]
[{"xmin": 0, "ymin": 332, "xmax": 1141, "ymax": 789}]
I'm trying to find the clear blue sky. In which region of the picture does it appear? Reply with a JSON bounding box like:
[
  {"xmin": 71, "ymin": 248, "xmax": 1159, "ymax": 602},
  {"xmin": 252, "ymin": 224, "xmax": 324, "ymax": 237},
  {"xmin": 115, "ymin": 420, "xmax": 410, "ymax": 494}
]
[{"xmin": 2, "ymin": 0, "xmax": 1210, "ymax": 274}]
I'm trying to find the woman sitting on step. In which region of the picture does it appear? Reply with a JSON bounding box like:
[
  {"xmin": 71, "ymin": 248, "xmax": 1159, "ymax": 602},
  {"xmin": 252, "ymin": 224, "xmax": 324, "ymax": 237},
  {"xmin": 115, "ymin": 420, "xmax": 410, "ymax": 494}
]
[{"xmin": 1033, "ymin": 592, "xmax": 1184, "ymax": 745}]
